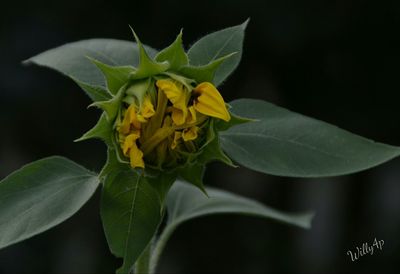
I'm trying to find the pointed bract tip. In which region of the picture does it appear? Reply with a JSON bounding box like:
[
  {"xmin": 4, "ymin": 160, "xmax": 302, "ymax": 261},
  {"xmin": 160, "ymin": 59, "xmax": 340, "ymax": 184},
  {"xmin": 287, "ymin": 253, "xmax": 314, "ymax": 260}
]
[
  {"xmin": 128, "ymin": 25, "xmax": 145, "ymax": 49},
  {"xmin": 178, "ymin": 28, "xmax": 184, "ymax": 38}
]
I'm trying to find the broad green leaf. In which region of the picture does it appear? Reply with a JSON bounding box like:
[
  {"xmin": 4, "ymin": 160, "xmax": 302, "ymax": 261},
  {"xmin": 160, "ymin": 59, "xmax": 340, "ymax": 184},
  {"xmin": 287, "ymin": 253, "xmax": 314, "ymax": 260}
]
[
  {"xmin": 101, "ymin": 170, "xmax": 162, "ymax": 274},
  {"xmin": 220, "ymin": 99, "xmax": 400, "ymax": 177},
  {"xmin": 187, "ymin": 20, "xmax": 248, "ymax": 86},
  {"xmin": 155, "ymin": 30, "xmax": 189, "ymax": 70},
  {"xmin": 25, "ymin": 39, "xmax": 157, "ymax": 101},
  {"xmin": 0, "ymin": 157, "xmax": 99, "ymax": 249},
  {"xmin": 166, "ymin": 180, "xmax": 312, "ymax": 228},
  {"xmin": 149, "ymin": 181, "xmax": 313, "ymax": 273}
]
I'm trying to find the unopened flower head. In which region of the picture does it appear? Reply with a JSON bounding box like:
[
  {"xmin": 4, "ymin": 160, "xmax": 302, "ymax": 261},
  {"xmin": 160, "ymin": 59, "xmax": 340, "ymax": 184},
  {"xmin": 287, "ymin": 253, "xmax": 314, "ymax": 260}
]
[
  {"xmin": 79, "ymin": 28, "xmax": 246, "ymax": 177},
  {"xmin": 116, "ymin": 77, "xmax": 231, "ymax": 170}
]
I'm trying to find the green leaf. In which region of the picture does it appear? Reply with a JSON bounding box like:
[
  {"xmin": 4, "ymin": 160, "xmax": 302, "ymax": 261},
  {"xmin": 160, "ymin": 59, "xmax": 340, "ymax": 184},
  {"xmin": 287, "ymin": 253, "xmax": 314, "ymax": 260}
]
[
  {"xmin": 167, "ymin": 180, "xmax": 313, "ymax": 228},
  {"xmin": 25, "ymin": 39, "xmax": 158, "ymax": 101},
  {"xmin": 101, "ymin": 170, "xmax": 162, "ymax": 274},
  {"xmin": 187, "ymin": 20, "xmax": 248, "ymax": 86},
  {"xmin": 179, "ymin": 53, "xmax": 235, "ymax": 84},
  {"xmin": 155, "ymin": 30, "xmax": 189, "ymax": 70},
  {"xmin": 149, "ymin": 181, "xmax": 313, "ymax": 273},
  {"xmin": 220, "ymin": 99, "xmax": 400, "ymax": 177},
  {"xmin": 0, "ymin": 156, "xmax": 99, "ymax": 250},
  {"xmin": 89, "ymin": 58, "xmax": 136, "ymax": 95}
]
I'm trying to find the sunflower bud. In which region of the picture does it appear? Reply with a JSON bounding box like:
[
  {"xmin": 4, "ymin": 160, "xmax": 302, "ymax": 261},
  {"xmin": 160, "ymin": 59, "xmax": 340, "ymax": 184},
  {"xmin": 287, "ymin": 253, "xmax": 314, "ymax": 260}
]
[
  {"xmin": 79, "ymin": 28, "xmax": 248, "ymax": 191},
  {"xmin": 116, "ymin": 77, "xmax": 231, "ymax": 170}
]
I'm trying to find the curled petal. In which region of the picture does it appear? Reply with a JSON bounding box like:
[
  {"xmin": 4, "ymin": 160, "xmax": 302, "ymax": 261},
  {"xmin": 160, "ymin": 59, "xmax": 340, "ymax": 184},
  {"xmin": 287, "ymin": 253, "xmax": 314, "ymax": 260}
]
[
  {"xmin": 141, "ymin": 95, "xmax": 156, "ymax": 119},
  {"xmin": 171, "ymin": 131, "xmax": 182, "ymax": 150},
  {"xmin": 182, "ymin": 126, "xmax": 199, "ymax": 141},
  {"xmin": 156, "ymin": 79, "xmax": 188, "ymax": 125},
  {"xmin": 156, "ymin": 79, "xmax": 182, "ymax": 104},
  {"xmin": 171, "ymin": 107, "xmax": 186, "ymax": 126},
  {"xmin": 129, "ymin": 143, "xmax": 144, "ymax": 168},
  {"xmin": 122, "ymin": 131, "xmax": 144, "ymax": 168},
  {"xmin": 193, "ymin": 82, "xmax": 231, "ymax": 122},
  {"xmin": 122, "ymin": 131, "xmax": 141, "ymax": 155},
  {"xmin": 119, "ymin": 104, "xmax": 141, "ymax": 134},
  {"xmin": 186, "ymin": 106, "xmax": 197, "ymax": 124}
]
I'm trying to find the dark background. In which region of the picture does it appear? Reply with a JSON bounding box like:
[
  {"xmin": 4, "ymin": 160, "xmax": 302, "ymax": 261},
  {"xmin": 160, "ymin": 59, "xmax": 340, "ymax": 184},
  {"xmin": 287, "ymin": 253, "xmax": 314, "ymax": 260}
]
[{"xmin": 1, "ymin": 0, "xmax": 400, "ymax": 273}]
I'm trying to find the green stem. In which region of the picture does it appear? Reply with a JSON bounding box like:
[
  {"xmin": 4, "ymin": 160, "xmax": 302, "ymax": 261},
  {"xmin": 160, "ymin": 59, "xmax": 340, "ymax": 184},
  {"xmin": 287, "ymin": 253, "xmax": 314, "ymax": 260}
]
[
  {"xmin": 149, "ymin": 224, "xmax": 178, "ymax": 274},
  {"xmin": 134, "ymin": 243, "xmax": 152, "ymax": 274}
]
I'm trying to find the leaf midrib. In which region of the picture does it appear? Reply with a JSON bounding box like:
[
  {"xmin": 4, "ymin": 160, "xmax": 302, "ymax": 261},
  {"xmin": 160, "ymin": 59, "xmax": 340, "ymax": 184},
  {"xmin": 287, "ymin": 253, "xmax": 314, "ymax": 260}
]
[
  {"xmin": 210, "ymin": 27, "xmax": 239, "ymax": 61},
  {"xmin": 122, "ymin": 174, "xmax": 141, "ymax": 266},
  {"xmin": 220, "ymin": 132, "xmax": 380, "ymax": 161}
]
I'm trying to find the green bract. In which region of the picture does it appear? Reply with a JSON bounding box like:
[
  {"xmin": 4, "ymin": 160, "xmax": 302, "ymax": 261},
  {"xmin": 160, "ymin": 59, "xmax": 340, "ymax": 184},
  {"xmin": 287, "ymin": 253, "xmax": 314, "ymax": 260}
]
[{"xmin": 0, "ymin": 21, "xmax": 398, "ymax": 274}]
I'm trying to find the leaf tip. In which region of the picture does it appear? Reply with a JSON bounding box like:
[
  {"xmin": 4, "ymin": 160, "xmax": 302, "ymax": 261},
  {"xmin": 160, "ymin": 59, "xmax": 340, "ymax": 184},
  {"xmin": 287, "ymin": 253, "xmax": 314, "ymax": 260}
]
[
  {"xmin": 302, "ymin": 211, "xmax": 316, "ymax": 229},
  {"xmin": 242, "ymin": 18, "xmax": 251, "ymax": 28},
  {"xmin": 21, "ymin": 58, "xmax": 33, "ymax": 66}
]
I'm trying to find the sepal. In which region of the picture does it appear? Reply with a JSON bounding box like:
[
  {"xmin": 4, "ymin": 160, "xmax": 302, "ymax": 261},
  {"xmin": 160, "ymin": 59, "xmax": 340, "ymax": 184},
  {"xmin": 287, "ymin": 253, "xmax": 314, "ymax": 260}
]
[
  {"xmin": 129, "ymin": 27, "xmax": 170, "ymax": 79},
  {"xmin": 178, "ymin": 163, "xmax": 208, "ymax": 196},
  {"xmin": 215, "ymin": 110, "xmax": 254, "ymax": 131},
  {"xmin": 89, "ymin": 85, "xmax": 126, "ymax": 121},
  {"xmin": 88, "ymin": 57, "xmax": 135, "ymax": 95},
  {"xmin": 75, "ymin": 113, "xmax": 113, "ymax": 146},
  {"xmin": 179, "ymin": 53, "xmax": 236, "ymax": 84},
  {"xmin": 155, "ymin": 30, "xmax": 189, "ymax": 70},
  {"xmin": 71, "ymin": 77, "xmax": 112, "ymax": 101}
]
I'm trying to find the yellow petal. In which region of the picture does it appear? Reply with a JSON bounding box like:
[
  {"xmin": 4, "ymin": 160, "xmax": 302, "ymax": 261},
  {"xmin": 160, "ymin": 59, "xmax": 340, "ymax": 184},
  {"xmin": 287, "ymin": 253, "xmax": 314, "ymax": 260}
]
[
  {"xmin": 122, "ymin": 131, "xmax": 140, "ymax": 155},
  {"xmin": 171, "ymin": 131, "xmax": 182, "ymax": 150},
  {"xmin": 171, "ymin": 107, "xmax": 186, "ymax": 126},
  {"xmin": 129, "ymin": 142, "xmax": 144, "ymax": 168},
  {"xmin": 142, "ymin": 90, "xmax": 169, "ymax": 140},
  {"xmin": 186, "ymin": 106, "xmax": 197, "ymax": 124},
  {"xmin": 156, "ymin": 79, "xmax": 188, "ymax": 125},
  {"xmin": 141, "ymin": 95, "xmax": 156, "ymax": 119},
  {"xmin": 156, "ymin": 79, "xmax": 182, "ymax": 105},
  {"xmin": 119, "ymin": 108, "xmax": 131, "ymax": 135},
  {"xmin": 141, "ymin": 116, "xmax": 175, "ymax": 155},
  {"xmin": 193, "ymin": 82, "xmax": 231, "ymax": 122},
  {"xmin": 136, "ymin": 114, "xmax": 148, "ymax": 123},
  {"xmin": 182, "ymin": 126, "xmax": 199, "ymax": 141},
  {"xmin": 119, "ymin": 104, "xmax": 142, "ymax": 134}
]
